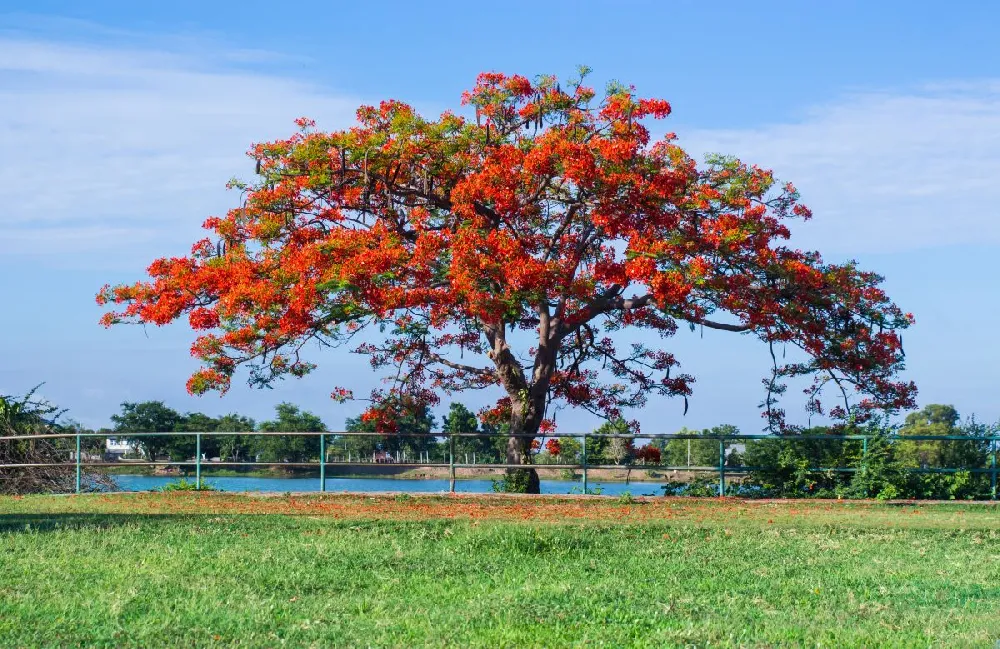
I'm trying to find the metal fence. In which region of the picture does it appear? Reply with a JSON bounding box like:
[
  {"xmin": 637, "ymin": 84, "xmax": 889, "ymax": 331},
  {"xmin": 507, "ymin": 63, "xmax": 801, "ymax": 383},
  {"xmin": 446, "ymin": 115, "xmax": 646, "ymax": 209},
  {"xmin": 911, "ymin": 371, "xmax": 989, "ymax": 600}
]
[{"xmin": 1, "ymin": 430, "xmax": 997, "ymax": 498}]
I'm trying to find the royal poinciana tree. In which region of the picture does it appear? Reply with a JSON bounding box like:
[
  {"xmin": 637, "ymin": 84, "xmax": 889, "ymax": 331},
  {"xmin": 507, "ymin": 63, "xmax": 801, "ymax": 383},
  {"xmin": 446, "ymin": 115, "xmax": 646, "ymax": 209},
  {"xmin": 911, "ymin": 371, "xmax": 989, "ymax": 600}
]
[{"xmin": 98, "ymin": 70, "xmax": 915, "ymax": 492}]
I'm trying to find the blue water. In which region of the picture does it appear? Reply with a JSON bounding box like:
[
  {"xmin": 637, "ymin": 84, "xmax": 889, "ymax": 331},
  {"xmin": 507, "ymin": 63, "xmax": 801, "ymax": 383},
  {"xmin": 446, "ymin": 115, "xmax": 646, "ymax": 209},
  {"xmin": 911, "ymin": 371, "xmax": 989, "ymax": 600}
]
[{"xmin": 112, "ymin": 475, "xmax": 669, "ymax": 496}]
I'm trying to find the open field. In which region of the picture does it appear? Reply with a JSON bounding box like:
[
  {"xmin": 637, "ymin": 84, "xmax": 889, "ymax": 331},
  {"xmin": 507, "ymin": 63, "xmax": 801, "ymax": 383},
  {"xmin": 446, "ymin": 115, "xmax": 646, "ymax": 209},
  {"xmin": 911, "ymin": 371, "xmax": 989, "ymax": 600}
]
[{"xmin": 1, "ymin": 494, "xmax": 998, "ymax": 647}]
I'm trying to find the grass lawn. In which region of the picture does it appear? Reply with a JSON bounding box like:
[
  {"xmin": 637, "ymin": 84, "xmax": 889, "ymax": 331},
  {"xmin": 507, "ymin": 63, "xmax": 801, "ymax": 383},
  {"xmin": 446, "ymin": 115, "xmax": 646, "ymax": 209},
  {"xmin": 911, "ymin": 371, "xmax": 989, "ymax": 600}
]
[{"xmin": 1, "ymin": 494, "xmax": 998, "ymax": 647}]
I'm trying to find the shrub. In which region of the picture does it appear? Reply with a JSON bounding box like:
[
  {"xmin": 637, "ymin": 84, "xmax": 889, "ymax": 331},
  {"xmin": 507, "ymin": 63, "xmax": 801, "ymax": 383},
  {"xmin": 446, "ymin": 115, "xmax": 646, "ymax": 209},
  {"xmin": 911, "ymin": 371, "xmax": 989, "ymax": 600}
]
[
  {"xmin": 160, "ymin": 479, "xmax": 215, "ymax": 492},
  {"xmin": 736, "ymin": 411, "xmax": 998, "ymax": 500}
]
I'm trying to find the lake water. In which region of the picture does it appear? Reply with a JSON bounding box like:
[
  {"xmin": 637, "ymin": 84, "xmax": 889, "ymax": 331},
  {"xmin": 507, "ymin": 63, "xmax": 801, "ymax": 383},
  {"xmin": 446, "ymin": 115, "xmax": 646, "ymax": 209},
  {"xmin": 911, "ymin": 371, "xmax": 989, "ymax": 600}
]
[{"xmin": 113, "ymin": 475, "xmax": 670, "ymax": 496}]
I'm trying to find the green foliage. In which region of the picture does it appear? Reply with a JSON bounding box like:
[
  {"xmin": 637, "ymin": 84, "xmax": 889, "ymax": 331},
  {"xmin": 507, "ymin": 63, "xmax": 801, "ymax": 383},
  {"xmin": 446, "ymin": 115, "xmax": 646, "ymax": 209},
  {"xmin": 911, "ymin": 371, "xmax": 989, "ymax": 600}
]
[
  {"xmin": 737, "ymin": 426, "xmax": 861, "ymax": 497},
  {"xmin": 254, "ymin": 403, "xmax": 326, "ymax": 462},
  {"xmin": 0, "ymin": 385, "xmax": 65, "ymax": 434},
  {"xmin": 660, "ymin": 475, "xmax": 729, "ymax": 497},
  {"xmin": 616, "ymin": 491, "xmax": 636, "ymax": 505},
  {"xmin": 587, "ymin": 419, "xmax": 624, "ymax": 462},
  {"xmin": 656, "ymin": 425, "xmax": 736, "ymax": 467},
  {"xmin": 841, "ymin": 432, "xmax": 906, "ymax": 501},
  {"xmin": 159, "ymin": 478, "xmax": 215, "ymax": 492},
  {"xmin": 171, "ymin": 412, "xmax": 220, "ymax": 460},
  {"xmin": 443, "ymin": 402, "xmax": 497, "ymax": 460},
  {"xmin": 554, "ymin": 436, "xmax": 582, "ymax": 464},
  {"xmin": 113, "ymin": 405, "xmax": 263, "ymax": 463},
  {"xmin": 340, "ymin": 400, "xmax": 437, "ymax": 459},
  {"xmin": 214, "ymin": 414, "xmax": 257, "ymax": 462},
  {"xmin": 162, "ymin": 412, "xmax": 213, "ymax": 461},
  {"xmin": 492, "ymin": 469, "xmax": 532, "ymax": 493},
  {"xmin": 892, "ymin": 406, "xmax": 994, "ymax": 500},
  {"xmin": 111, "ymin": 401, "xmax": 183, "ymax": 461},
  {"xmin": 737, "ymin": 406, "xmax": 997, "ymax": 500},
  {"xmin": 0, "ymin": 386, "xmax": 115, "ymax": 494},
  {"xmin": 558, "ymin": 468, "xmax": 578, "ymax": 481}
]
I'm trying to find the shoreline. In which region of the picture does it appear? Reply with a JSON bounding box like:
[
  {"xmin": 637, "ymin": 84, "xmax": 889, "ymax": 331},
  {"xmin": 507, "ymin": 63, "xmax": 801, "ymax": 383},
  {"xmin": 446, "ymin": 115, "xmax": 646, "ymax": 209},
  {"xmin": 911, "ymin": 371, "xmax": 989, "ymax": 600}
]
[{"xmin": 99, "ymin": 464, "xmax": 702, "ymax": 483}]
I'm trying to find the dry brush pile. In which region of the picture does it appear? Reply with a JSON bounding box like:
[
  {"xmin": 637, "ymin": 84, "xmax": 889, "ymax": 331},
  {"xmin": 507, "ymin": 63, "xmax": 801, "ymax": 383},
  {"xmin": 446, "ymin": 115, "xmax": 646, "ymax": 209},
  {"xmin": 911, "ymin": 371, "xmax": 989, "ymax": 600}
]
[{"xmin": 0, "ymin": 387, "xmax": 115, "ymax": 495}]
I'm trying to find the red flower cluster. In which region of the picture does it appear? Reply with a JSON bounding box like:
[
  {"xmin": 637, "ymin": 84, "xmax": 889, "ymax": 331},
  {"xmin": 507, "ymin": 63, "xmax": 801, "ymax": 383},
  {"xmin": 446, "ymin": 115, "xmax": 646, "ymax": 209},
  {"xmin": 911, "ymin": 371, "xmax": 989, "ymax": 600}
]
[{"xmin": 635, "ymin": 444, "xmax": 661, "ymax": 464}]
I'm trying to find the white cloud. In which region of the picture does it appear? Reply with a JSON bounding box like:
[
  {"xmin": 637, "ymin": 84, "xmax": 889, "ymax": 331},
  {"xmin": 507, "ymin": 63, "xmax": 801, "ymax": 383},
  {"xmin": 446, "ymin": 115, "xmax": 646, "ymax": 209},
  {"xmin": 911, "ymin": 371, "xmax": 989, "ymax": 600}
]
[
  {"xmin": 677, "ymin": 82, "xmax": 1000, "ymax": 254},
  {"xmin": 3, "ymin": 30, "xmax": 998, "ymax": 264},
  {"xmin": 0, "ymin": 36, "xmax": 360, "ymax": 261}
]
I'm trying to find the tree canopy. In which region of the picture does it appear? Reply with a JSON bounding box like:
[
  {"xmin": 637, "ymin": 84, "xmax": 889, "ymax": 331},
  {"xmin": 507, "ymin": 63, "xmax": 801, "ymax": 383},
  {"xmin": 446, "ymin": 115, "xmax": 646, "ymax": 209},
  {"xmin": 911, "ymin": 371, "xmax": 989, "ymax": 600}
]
[{"xmin": 98, "ymin": 69, "xmax": 916, "ymax": 492}]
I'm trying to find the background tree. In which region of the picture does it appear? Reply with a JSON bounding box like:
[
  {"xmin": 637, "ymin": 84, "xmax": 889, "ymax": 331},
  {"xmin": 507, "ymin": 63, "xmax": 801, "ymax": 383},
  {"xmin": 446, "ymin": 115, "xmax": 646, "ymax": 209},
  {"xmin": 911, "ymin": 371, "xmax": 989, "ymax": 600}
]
[
  {"xmin": 635, "ymin": 444, "xmax": 661, "ymax": 464},
  {"xmin": 658, "ymin": 424, "xmax": 738, "ymax": 467},
  {"xmin": 606, "ymin": 436, "xmax": 635, "ymax": 466},
  {"xmin": 737, "ymin": 424, "xmax": 860, "ymax": 496},
  {"xmin": 586, "ymin": 419, "xmax": 626, "ymax": 464},
  {"xmin": 555, "ymin": 435, "xmax": 582, "ymax": 464},
  {"xmin": 894, "ymin": 405, "xmax": 988, "ymax": 469},
  {"xmin": 254, "ymin": 403, "xmax": 326, "ymax": 463},
  {"xmin": 215, "ymin": 413, "xmax": 257, "ymax": 463},
  {"xmin": 99, "ymin": 69, "xmax": 916, "ymax": 493},
  {"xmin": 111, "ymin": 401, "xmax": 183, "ymax": 461},
  {"xmin": 341, "ymin": 396, "xmax": 436, "ymax": 460},
  {"xmin": 166, "ymin": 412, "xmax": 219, "ymax": 461},
  {"xmin": 443, "ymin": 402, "xmax": 495, "ymax": 461},
  {"xmin": 893, "ymin": 404, "xmax": 993, "ymax": 499}
]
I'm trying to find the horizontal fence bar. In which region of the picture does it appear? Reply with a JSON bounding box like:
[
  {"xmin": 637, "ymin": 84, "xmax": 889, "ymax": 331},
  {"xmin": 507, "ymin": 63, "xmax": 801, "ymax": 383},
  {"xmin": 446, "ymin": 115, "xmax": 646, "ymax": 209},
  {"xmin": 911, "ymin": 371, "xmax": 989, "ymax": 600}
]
[
  {"xmin": 3, "ymin": 431, "xmax": 999, "ymax": 442},
  {"xmin": 4, "ymin": 461, "xmax": 998, "ymax": 475}
]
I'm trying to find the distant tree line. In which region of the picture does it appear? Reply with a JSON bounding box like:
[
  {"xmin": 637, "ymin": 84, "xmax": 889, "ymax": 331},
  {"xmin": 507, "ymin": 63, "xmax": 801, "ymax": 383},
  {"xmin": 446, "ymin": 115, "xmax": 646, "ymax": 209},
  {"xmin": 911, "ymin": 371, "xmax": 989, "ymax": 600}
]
[
  {"xmin": 107, "ymin": 401, "xmax": 1000, "ymax": 499},
  {"xmin": 3, "ymin": 386, "xmax": 998, "ymax": 499}
]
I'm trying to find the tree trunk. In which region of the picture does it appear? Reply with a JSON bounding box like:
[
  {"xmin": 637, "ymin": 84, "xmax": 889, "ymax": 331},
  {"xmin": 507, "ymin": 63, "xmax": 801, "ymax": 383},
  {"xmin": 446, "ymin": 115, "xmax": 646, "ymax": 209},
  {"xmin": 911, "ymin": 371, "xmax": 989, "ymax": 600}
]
[
  {"xmin": 502, "ymin": 397, "xmax": 543, "ymax": 494},
  {"xmin": 505, "ymin": 432, "xmax": 540, "ymax": 494},
  {"xmin": 485, "ymin": 322, "xmax": 547, "ymax": 494}
]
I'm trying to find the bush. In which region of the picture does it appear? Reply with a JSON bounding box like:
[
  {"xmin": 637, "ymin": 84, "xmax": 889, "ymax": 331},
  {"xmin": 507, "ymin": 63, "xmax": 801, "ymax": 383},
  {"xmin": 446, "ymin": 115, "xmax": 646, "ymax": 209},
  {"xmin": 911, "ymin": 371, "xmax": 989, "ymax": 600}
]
[
  {"xmin": 159, "ymin": 479, "xmax": 215, "ymax": 492},
  {"xmin": 737, "ymin": 430, "xmax": 862, "ymax": 498},
  {"xmin": 735, "ymin": 411, "xmax": 998, "ymax": 500},
  {"xmin": 659, "ymin": 475, "xmax": 733, "ymax": 497},
  {"xmin": 492, "ymin": 470, "xmax": 532, "ymax": 493},
  {"xmin": 617, "ymin": 491, "xmax": 636, "ymax": 505}
]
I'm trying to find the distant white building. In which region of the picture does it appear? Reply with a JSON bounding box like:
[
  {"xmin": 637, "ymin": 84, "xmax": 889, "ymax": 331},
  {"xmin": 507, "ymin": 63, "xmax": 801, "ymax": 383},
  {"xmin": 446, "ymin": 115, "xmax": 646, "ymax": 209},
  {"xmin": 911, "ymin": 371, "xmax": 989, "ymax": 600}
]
[{"xmin": 105, "ymin": 437, "xmax": 139, "ymax": 459}]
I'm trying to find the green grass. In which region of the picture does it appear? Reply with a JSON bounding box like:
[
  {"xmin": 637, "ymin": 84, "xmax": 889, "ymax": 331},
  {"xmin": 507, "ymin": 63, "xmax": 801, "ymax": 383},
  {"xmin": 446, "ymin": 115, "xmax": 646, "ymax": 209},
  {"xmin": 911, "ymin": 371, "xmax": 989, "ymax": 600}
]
[{"xmin": 1, "ymin": 495, "xmax": 998, "ymax": 647}]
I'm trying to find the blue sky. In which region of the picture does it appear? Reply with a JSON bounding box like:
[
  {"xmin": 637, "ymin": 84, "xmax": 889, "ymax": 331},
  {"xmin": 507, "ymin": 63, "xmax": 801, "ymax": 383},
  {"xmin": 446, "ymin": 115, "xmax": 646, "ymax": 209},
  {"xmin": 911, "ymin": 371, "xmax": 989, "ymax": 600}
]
[{"xmin": 1, "ymin": 1, "xmax": 998, "ymax": 433}]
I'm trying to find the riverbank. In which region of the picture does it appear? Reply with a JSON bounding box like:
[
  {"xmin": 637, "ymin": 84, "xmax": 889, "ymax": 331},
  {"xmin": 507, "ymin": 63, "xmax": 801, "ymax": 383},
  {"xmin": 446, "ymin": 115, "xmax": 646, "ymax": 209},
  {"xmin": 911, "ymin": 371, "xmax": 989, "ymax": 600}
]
[{"xmin": 97, "ymin": 463, "xmax": 701, "ymax": 482}]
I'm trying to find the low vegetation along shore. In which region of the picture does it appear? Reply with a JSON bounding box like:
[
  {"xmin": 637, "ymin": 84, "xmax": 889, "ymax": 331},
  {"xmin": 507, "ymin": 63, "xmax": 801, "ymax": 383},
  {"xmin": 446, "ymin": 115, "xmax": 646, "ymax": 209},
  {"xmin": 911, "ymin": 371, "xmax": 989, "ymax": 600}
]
[
  {"xmin": 1, "ymin": 493, "xmax": 997, "ymax": 647},
  {"xmin": 100, "ymin": 463, "xmax": 682, "ymax": 483}
]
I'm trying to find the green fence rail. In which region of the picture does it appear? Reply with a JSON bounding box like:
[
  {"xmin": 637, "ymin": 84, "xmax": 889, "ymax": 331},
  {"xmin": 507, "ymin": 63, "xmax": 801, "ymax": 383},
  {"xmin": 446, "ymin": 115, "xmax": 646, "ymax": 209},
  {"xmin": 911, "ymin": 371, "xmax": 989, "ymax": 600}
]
[{"xmin": 1, "ymin": 430, "xmax": 997, "ymax": 499}]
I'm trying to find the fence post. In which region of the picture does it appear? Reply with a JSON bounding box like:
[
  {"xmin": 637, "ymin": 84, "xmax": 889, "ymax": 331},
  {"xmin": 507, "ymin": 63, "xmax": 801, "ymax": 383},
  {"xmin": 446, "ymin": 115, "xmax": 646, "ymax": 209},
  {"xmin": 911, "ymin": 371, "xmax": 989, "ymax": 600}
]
[
  {"xmin": 718, "ymin": 438, "xmax": 726, "ymax": 497},
  {"xmin": 449, "ymin": 434, "xmax": 455, "ymax": 493},
  {"xmin": 195, "ymin": 432, "xmax": 202, "ymax": 490},
  {"xmin": 991, "ymin": 440, "xmax": 997, "ymax": 501},
  {"xmin": 75, "ymin": 430, "xmax": 81, "ymax": 494},
  {"xmin": 581, "ymin": 433, "xmax": 588, "ymax": 494},
  {"xmin": 319, "ymin": 433, "xmax": 326, "ymax": 493}
]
